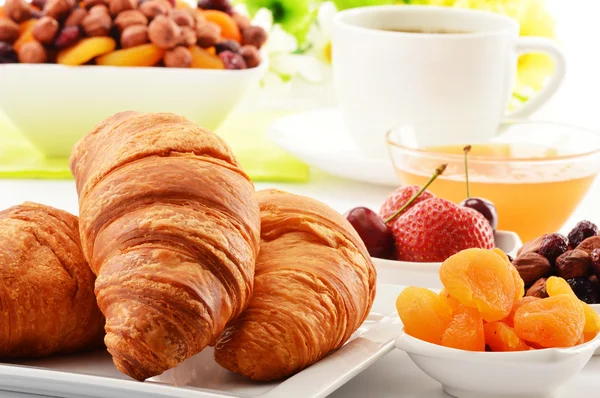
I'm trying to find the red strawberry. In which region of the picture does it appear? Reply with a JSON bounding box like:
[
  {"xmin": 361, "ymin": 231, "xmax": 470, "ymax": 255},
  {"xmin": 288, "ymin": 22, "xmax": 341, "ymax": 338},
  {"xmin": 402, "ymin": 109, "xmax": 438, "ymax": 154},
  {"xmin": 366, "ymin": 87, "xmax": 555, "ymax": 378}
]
[
  {"xmin": 391, "ymin": 198, "xmax": 495, "ymax": 262},
  {"xmin": 380, "ymin": 185, "xmax": 435, "ymax": 220}
]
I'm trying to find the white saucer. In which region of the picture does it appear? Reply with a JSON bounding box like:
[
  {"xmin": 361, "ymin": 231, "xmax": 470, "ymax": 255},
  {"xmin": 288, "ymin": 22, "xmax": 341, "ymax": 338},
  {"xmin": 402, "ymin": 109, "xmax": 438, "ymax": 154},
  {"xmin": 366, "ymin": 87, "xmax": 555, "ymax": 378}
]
[{"xmin": 267, "ymin": 107, "xmax": 399, "ymax": 186}]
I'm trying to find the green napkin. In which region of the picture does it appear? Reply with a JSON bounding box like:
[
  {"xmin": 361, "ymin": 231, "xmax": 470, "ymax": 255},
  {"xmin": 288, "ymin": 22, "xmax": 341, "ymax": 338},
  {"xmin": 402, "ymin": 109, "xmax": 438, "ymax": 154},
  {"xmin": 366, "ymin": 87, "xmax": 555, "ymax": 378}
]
[{"xmin": 0, "ymin": 110, "xmax": 309, "ymax": 182}]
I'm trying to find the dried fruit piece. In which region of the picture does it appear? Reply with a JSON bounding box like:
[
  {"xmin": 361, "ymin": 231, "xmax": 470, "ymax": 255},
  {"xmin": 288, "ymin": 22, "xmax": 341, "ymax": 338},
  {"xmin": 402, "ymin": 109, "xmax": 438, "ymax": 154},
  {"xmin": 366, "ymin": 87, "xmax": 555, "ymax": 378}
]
[
  {"xmin": 514, "ymin": 294, "xmax": 585, "ymax": 348},
  {"xmin": 96, "ymin": 42, "xmax": 164, "ymax": 66},
  {"xmin": 484, "ymin": 322, "xmax": 531, "ymax": 352},
  {"xmin": 567, "ymin": 278, "xmax": 598, "ymax": 304},
  {"xmin": 53, "ymin": 25, "xmax": 81, "ymax": 49},
  {"xmin": 57, "ymin": 36, "xmax": 116, "ymax": 65},
  {"xmin": 203, "ymin": 9, "xmax": 240, "ymax": 42},
  {"xmin": 441, "ymin": 306, "xmax": 485, "ymax": 351},
  {"xmin": 439, "ymin": 288, "xmax": 460, "ymax": 311},
  {"xmin": 440, "ymin": 248, "xmax": 517, "ymax": 322},
  {"xmin": 568, "ymin": 220, "xmax": 598, "ymax": 248},
  {"xmin": 396, "ymin": 287, "xmax": 452, "ymax": 345},
  {"xmin": 537, "ymin": 233, "xmax": 568, "ymax": 265},
  {"xmin": 0, "ymin": 41, "xmax": 18, "ymax": 63},
  {"xmin": 546, "ymin": 276, "xmax": 600, "ymax": 337},
  {"xmin": 505, "ymin": 296, "xmax": 540, "ymax": 327},
  {"xmin": 189, "ymin": 44, "xmax": 223, "ymax": 68},
  {"xmin": 219, "ymin": 49, "xmax": 245, "ymax": 69}
]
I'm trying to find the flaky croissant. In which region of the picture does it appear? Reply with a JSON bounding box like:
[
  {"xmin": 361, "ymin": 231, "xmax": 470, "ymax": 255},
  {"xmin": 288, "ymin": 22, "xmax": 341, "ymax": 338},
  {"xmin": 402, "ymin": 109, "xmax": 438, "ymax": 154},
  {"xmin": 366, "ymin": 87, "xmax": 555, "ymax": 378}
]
[
  {"xmin": 69, "ymin": 112, "xmax": 261, "ymax": 381},
  {"xmin": 214, "ymin": 189, "xmax": 376, "ymax": 381},
  {"xmin": 0, "ymin": 202, "xmax": 105, "ymax": 358}
]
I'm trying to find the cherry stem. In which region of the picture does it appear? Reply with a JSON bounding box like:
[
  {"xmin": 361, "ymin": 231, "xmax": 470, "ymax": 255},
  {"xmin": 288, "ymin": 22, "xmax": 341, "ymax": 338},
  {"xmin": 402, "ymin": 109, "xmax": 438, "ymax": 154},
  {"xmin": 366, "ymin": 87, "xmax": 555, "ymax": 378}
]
[
  {"xmin": 384, "ymin": 164, "xmax": 447, "ymax": 224},
  {"xmin": 463, "ymin": 145, "xmax": 471, "ymax": 199}
]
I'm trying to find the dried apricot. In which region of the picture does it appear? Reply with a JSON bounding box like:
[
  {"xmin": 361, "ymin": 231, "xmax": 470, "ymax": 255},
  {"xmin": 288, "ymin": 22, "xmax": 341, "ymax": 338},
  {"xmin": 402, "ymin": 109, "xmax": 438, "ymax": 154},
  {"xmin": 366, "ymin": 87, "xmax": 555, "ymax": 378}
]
[
  {"xmin": 57, "ymin": 37, "xmax": 116, "ymax": 65},
  {"xmin": 95, "ymin": 43, "xmax": 165, "ymax": 66},
  {"xmin": 439, "ymin": 288, "xmax": 460, "ymax": 311},
  {"xmin": 546, "ymin": 276, "xmax": 600, "ymax": 338},
  {"xmin": 484, "ymin": 321, "xmax": 530, "ymax": 352},
  {"xmin": 440, "ymin": 248, "xmax": 517, "ymax": 322},
  {"xmin": 492, "ymin": 248, "xmax": 525, "ymax": 301},
  {"xmin": 203, "ymin": 10, "xmax": 241, "ymax": 42},
  {"xmin": 546, "ymin": 276, "xmax": 572, "ymax": 296},
  {"xmin": 396, "ymin": 287, "xmax": 452, "ymax": 345},
  {"xmin": 514, "ymin": 294, "xmax": 585, "ymax": 348},
  {"xmin": 505, "ymin": 296, "xmax": 540, "ymax": 327},
  {"xmin": 190, "ymin": 45, "xmax": 223, "ymax": 69},
  {"xmin": 441, "ymin": 306, "xmax": 485, "ymax": 351}
]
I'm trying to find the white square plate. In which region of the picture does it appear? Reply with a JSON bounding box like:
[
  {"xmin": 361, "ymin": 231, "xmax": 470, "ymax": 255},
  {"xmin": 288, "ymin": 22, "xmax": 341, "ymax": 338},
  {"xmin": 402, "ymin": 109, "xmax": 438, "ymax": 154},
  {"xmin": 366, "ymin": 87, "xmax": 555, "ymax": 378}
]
[{"xmin": 0, "ymin": 284, "xmax": 405, "ymax": 398}]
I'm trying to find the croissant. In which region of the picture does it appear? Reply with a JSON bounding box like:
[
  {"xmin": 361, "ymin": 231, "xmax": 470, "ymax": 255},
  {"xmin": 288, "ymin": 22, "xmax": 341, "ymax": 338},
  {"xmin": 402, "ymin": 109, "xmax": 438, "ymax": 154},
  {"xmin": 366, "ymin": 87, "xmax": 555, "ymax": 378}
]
[
  {"xmin": 69, "ymin": 112, "xmax": 261, "ymax": 381},
  {"xmin": 214, "ymin": 189, "xmax": 376, "ymax": 381},
  {"xmin": 0, "ymin": 202, "xmax": 105, "ymax": 358}
]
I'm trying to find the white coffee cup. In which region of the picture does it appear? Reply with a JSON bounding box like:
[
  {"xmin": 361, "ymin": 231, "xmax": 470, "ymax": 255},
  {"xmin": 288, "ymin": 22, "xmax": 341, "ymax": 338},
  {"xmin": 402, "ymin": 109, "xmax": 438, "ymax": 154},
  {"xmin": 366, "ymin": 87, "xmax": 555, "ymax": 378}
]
[{"xmin": 332, "ymin": 6, "xmax": 566, "ymax": 157}]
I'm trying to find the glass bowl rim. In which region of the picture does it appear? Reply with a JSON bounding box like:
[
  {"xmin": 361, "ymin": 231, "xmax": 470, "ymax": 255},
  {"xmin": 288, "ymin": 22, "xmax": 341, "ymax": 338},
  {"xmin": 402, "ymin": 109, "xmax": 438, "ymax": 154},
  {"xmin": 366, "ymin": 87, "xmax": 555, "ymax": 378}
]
[{"xmin": 385, "ymin": 119, "xmax": 600, "ymax": 163}]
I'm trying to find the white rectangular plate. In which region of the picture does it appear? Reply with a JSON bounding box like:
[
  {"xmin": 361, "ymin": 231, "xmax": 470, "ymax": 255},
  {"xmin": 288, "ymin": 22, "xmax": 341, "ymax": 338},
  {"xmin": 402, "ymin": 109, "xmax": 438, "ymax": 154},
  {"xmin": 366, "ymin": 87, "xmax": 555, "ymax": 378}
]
[{"xmin": 0, "ymin": 284, "xmax": 404, "ymax": 398}]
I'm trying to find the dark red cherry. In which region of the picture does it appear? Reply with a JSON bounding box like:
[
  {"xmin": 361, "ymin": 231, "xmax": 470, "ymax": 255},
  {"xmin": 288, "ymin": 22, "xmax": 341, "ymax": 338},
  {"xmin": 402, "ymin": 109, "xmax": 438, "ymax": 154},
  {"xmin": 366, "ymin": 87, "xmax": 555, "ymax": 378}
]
[
  {"xmin": 345, "ymin": 207, "xmax": 395, "ymax": 260},
  {"xmin": 460, "ymin": 197, "xmax": 498, "ymax": 230}
]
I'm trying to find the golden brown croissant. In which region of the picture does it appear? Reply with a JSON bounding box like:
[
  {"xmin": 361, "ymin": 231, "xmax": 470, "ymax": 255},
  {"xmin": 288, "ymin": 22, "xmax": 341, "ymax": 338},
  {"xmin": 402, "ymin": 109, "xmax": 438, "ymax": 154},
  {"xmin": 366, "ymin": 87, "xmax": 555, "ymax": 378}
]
[
  {"xmin": 69, "ymin": 111, "xmax": 261, "ymax": 381},
  {"xmin": 0, "ymin": 202, "xmax": 105, "ymax": 358},
  {"xmin": 214, "ymin": 189, "xmax": 376, "ymax": 381}
]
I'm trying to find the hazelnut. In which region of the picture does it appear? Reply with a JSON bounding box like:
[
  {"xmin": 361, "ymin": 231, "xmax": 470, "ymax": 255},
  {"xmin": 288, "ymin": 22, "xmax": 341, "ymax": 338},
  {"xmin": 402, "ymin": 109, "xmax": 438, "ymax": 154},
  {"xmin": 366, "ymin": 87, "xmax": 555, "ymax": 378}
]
[
  {"xmin": 32, "ymin": 16, "xmax": 60, "ymax": 45},
  {"xmin": 169, "ymin": 9, "xmax": 194, "ymax": 27},
  {"xmin": 512, "ymin": 252, "xmax": 552, "ymax": 286},
  {"xmin": 242, "ymin": 25, "xmax": 267, "ymax": 49},
  {"xmin": 526, "ymin": 277, "xmax": 549, "ymax": 298},
  {"xmin": 120, "ymin": 24, "xmax": 148, "ymax": 48},
  {"xmin": 89, "ymin": 4, "xmax": 109, "ymax": 14},
  {"xmin": 0, "ymin": 18, "xmax": 20, "ymax": 44},
  {"xmin": 517, "ymin": 235, "xmax": 546, "ymax": 257},
  {"xmin": 83, "ymin": 0, "xmax": 107, "ymax": 8},
  {"xmin": 148, "ymin": 14, "xmax": 180, "ymax": 49},
  {"xmin": 232, "ymin": 12, "xmax": 250, "ymax": 32},
  {"xmin": 43, "ymin": 0, "xmax": 76, "ymax": 20},
  {"xmin": 108, "ymin": 0, "xmax": 137, "ymax": 17},
  {"xmin": 114, "ymin": 9, "xmax": 147, "ymax": 33},
  {"xmin": 4, "ymin": 0, "xmax": 33, "ymax": 23},
  {"xmin": 240, "ymin": 44, "xmax": 260, "ymax": 68},
  {"xmin": 82, "ymin": 10, "xmax": 112, "ymax": 36},
  {"xmin": 576, "ymin": 236, "xmax": 600, "ymax": 255},
  {"xmin": 178, "ymin": 26, "xmax": 196, "ymax": 46},
  {"xmin": 555, "ymin": 249, "xmax": 591, "ymax": 279},
  {"xmin": 64, "ymin": 8, "xmax": 88, "ymax": 27},
  {"xmin": 195, "ymin": 21, "xmax": 220, "ymax": 48},
  {"xmin": 164, "ymin": 45, "xmax": 191, "ymax": 68},
  {"xmin": 138, "ymin": 0, "xmax": 170, "ymax": 20},
  {"xmin": 18, "ymin": 40, "xmax": 47, "ymax": 63}
]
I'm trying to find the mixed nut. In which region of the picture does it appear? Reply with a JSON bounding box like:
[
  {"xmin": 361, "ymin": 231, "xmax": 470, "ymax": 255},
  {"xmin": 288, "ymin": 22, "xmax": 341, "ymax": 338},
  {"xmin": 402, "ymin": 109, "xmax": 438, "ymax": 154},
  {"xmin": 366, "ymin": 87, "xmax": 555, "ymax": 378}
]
[
  {"xmin": 513, "ymin": 220, "xmax": 600, "ymax": 303},
  {"xmin": 0, "ymin": 0, "xmax": 267, "ymax": 68}
]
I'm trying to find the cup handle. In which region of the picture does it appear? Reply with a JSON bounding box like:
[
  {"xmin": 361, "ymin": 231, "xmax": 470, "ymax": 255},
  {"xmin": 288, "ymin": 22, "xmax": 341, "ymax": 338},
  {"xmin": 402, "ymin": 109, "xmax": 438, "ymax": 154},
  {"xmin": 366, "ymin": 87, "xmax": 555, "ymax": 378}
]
[{"xmin": 504, "ymin": 37, "xmax": 567, "ymax": 119}]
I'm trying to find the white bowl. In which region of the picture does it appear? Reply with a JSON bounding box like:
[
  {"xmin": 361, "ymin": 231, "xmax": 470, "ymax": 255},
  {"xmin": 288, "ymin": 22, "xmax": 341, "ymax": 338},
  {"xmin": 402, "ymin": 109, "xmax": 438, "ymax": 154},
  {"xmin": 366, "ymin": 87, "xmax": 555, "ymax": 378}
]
[
  {"xmin": 373, "ymin": 230, "xmax": 522, "ymax": 288},
  {"xmin": 395, "ymin": 328, "xmax": 600, "ymax": 398},
  {"xmin": 0, "ymin": 62, "xmax": 267, "ymax": 157}
]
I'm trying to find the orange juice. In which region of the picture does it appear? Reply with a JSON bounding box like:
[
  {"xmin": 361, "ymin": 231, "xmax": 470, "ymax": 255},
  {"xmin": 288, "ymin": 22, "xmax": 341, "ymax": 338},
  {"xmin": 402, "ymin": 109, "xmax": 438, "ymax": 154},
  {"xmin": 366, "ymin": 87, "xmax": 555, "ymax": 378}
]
[{"xmin": 395, "ymin": 144, "xmax": 597, "ymax": 242}]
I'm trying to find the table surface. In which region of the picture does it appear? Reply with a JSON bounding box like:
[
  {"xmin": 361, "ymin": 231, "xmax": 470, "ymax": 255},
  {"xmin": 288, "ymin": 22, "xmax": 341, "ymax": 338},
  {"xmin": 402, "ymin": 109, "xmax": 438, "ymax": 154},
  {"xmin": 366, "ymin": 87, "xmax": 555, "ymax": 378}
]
[{"xmin": 0, "ymin": 173, "xmax": 599, "ymax": 398}]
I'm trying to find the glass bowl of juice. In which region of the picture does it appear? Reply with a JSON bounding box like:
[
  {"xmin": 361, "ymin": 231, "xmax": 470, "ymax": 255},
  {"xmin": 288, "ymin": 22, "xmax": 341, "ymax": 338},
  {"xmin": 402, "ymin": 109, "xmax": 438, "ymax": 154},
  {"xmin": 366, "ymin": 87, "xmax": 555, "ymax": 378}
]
[{"xmin": 386, "ymin": 120, "xmax": 600, "ymax": 242}]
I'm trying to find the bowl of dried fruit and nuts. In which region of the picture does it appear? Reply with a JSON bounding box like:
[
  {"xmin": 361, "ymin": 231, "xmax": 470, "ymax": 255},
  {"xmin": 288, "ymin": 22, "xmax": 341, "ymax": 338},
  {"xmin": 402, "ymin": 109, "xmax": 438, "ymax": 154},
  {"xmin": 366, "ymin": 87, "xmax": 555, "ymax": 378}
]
[
  {"xmin": 394, "ymin": 248, "xmax": 600, "ymax": 398},
  {"xmin": 0, "ymin": 0, "xmax": 268, "ymax": 157}
]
